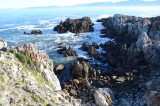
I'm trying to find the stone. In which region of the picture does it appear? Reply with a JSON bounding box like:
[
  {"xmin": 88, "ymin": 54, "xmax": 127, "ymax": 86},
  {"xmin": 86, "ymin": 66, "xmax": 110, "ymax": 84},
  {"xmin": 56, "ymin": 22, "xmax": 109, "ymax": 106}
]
[
  {"xmin": 54, "ymin": 17, "xmax": 94, "ymax": 33},
  {"xmin": 94, "ymin": 88, "xmax": 114, "ymax": 106},
  {"xmin": 80, "ymin": 43, "xmax": 101, "ymax": 61},
  {"xmin": 0, "ymin": 39, "xmax": 7, "ymax": 49},
  {"xmin": 70, "ymin": 89, "xmax": 77, "ymax": 96},
  {"xmin": 57, "ymin": 47, "xmax": 77, "ymax": 57},
  {"xmin": 31, "ymin": 30, "xmax": 42, "ymax": 35},
  {"xmin": 54, "ymin": 64, "xmax": 65, "ymax": 73},
  {"xmin": 92, "ymin": 42, "xmax": 99, "ymax": 49},
  {"xmin": 71, "ymin": 61, "xmax": 84, "ymax": 78},
  {"xmin": 136, "ymin": 32, "xmax": 151, "ymax": 49},
  {"xmin": 73, "ymin": 79, "xmax": 80, "ymax": 85}
]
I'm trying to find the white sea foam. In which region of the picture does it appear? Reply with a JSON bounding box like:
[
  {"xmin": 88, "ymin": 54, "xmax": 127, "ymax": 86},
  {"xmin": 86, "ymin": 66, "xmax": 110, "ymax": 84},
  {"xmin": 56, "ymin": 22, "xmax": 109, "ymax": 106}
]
[
  {"xmin": 39, "ymin": 20, "xmax": 50, "ymax": 25},
  {"xmin": 15, "ymin": 25, "xmax": 37, "ymax": 30},
  {"xmin": 92, "ymin": 14, "xmax": 110, "ymax": 21},
  {"xmin": 2, "ymin": 24, "xmax": 15, "ymax": 27}
]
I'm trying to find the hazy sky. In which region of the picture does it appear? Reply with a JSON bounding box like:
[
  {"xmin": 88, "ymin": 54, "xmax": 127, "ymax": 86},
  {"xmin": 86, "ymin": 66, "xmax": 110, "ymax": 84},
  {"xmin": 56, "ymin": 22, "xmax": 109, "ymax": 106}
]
[{"xmin": 0, "ymin": 0, "xmax": 158, "ymax": 9}]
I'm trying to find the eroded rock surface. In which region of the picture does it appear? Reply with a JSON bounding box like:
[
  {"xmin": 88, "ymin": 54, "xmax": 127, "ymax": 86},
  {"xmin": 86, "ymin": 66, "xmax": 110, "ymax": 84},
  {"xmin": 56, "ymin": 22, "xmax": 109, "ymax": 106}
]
[
  {"xmin": 98, "ymin": 14, "xmax": 160, "ymax": 106},
  {"xmin": 0, "ymin": 41, "xmax": 81, "ymax": 106},
  {"xmin": 0, "ymin": 39, "xmax": 7, "ymax": 49},
  {"xmin": 54, "ymin": 17, "xmax": 94, "ymax": 33}
]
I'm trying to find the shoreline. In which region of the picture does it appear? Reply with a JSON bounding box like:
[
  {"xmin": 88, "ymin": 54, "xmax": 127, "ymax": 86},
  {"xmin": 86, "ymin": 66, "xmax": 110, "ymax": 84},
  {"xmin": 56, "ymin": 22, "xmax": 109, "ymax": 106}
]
[{"xmin": 0, "ymin": 14, "xmax": 160, "ymax": 106}]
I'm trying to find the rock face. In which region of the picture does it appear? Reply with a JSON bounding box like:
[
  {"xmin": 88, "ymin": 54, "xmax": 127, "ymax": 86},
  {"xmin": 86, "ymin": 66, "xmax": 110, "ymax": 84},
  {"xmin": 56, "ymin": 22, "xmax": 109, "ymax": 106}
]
[
  {"xmin": 98, "ymin": 14, "xmax": 160, "ymax": 105},
  {"xmin": 0, "ymin": 42, "xmax": 83, "ymax": 106},
  {"xmin": 80, "ymin": 42, "xmax": 102, "ymax": 61},
  {"xmin": 99, "ymin": 14, "xmax": 160, "ymax": 71},
  {"xmin": 71, "ymin": 61, "xmax": 96, "ymax": 79},
  {"xmin": 146, "ymin": 79, "xmax": 160, "ymax": 106},
  {"xmin": 94, "ymin": 88, "xmax": 114, "ymax": 106},
  {"xmin": 54, "ymin": 17, "xmax": 94, "ymax": 33},
  {"xmin": 54, "ymin": 64, "xmax": 65, "ymax": 73},
  {"xmin": 62, "ymin": 59, "xmax": 115, "ymax": 106},
  {"xmin": 31, "ymin": 30, "xmax": 42, "ymax": 35},
  {"xmin": 0, "ymin": 39, "xmax": 7, "ymax": 49},
  {"xmin": 16, "ymin": 44, "xmax": 61, "ymax": 91},
  {"xmin": 24, "ymin": 30, "xmax": 42, "ymax": 35},
  {"xmin": 57, "ymin": 47, "xmax": 78, "ymax": 57},
  {"xmin": 17, "ymin": 44, "xmax": 53, "ymax": 72}
]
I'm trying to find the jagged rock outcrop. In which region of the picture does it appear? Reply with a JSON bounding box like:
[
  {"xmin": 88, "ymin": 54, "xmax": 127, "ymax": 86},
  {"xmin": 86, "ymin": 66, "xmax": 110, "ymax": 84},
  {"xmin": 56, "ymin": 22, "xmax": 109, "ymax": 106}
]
[
  {"xmin": 0, "ymin": 39, "xmax": 7, "ymax": 49},
  {"xmin": 63, "ymin": 59, "xmax": 115, "ymax": 105},
  {"xmin": 0, "ymin": 41, "xmax": 81, "ymax": 106},
  {"xmin": 94, "ymin": 88, "xmax": 114, "ymax": 106},
  {"xmin": 54, "ymin": 17, "xmax": 94, "ymax": 33},
  {"xmin": 98, "ymin": 14, "xmax": 160, "ymax": 105},
  {"xmin": 24, "ymin": 30, "xmax": 42, "ymax": 35},
  {"xmin": 71, "ymin": 61, "xmax": 99, "ymax": 79},
  {"xmin": 80, "ymin": 42, "xmax": 102, "ymax": 61},
  {"xmin": 31, "ymin": 30, "xmax": 42, "ymax": 35},
  {"xmin": 57, "ymin": 46, "xmax": 77, "ymax": 57},
  {"xmin": 99, "ymin": 14, "xmax": 160, "ymax": 70},
  {"xmin": 16, "ymin": 44, "xmax": 62, "ymax": 90}
]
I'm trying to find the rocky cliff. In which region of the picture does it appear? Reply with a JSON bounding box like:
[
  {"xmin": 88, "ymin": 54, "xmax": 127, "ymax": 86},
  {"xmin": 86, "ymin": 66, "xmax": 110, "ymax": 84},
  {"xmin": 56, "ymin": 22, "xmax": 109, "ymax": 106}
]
[
  {"xmin": 0, "ymin": 40, "xmax": 80, "ymax": 106},
  {"xmin": 98, "ymin": 14, "xmax": 160, "ymax": 106}
]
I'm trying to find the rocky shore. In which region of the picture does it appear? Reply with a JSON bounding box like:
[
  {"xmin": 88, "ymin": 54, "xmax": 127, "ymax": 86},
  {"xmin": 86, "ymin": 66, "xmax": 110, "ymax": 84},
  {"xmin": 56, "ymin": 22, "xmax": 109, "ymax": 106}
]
[
  {"xmin": 0, "ymin": 14, "xmax": 160, "ymax": 106},
  {"xmin": 96, "ymin": 14, "xmax": 160, "ymax": 106}
]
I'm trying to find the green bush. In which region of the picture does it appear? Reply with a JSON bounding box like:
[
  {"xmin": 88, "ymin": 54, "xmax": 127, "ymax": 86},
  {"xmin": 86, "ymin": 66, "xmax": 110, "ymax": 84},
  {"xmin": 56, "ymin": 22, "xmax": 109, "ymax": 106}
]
[
  {"xmin": 32, "ymin": 94, "xmax": 40, "ymax": 102},
  {"xmin": 16, "ymin": 52, "xmax": 28, "ymax": 64},
  {"xmin": 0, "ymin": 74, "xmax": 8, "ymax": 84}
]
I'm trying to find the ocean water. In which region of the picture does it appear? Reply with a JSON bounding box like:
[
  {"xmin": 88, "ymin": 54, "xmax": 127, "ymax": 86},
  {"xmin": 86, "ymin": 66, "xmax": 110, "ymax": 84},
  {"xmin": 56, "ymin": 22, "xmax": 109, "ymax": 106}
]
[{"xmin": 0, "ymin": 6, "xmax": 159, "ymax": 83}]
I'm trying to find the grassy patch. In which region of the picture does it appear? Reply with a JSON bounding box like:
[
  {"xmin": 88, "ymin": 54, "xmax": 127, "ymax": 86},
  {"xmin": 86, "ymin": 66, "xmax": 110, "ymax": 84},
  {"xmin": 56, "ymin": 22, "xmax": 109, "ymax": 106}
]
[
  {"xmin": 32, "ymin": 94, "xmax": 41, "ymax": 103},
  {"xmin": 0, "ymin": 74, "xmax": 8, "ymax": 84},
  {"xmin": 43, "ymin": 99, "xmax": 49, "ymax": 106},
  {"xmin": 15, "ymin": 52, "xmax": 52, "ymax": 87},
  {"xmin": 23, "ymin": 66, "xmax": 46, "ymax": 85},
  {"xmin": 16, "ymin": 52, "xmax": 43, "ymax": 73},
  {"xmin": 16, "ymin": 52, "xmax": 29, "ymax": 64},
  {"xmin": 15, "ymin": 78, "xmax": 27, "ymax": 88}
]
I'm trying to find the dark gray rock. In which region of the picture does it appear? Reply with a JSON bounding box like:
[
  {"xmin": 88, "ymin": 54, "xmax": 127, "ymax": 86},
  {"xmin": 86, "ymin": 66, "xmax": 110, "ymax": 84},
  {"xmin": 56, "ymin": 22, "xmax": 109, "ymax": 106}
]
[{"xmin": 54, "ymin": 17, "xmax": 94, "ymax": 33}]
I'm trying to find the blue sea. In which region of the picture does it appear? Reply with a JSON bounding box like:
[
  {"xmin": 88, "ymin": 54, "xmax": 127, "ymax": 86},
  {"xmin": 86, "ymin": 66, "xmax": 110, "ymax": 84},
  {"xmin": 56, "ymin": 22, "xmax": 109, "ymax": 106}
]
[{"xmin": 0, "ymin": 6, "xmax": 159, "ymax": 82}]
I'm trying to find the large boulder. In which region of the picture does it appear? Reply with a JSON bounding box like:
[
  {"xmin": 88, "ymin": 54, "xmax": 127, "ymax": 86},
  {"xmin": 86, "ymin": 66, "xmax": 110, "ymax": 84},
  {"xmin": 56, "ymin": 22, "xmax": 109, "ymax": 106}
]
[
  {"xmin": 80, "ymin": 43, "xmax": 101, "ymax": 61},
  {"xmin": 54, "ymin": 64, "xmax": 65, "ymax": 73},
  {"xmin": 71, "ymin": 61, "xmax": 98, "ymax": 79},
  {"xmin": 54, "ymin": 17, "xmax": 94, "ymax": 33},
  {"xmin": 0, "ymin": 39, "xmax": 7, "ymax": 49},
  {"xmin": 57, "ymin": 47, "xmax": 77, "ymax": 57},
  {"xmin": 24, "ymin": 30, "xmax": 42, "ymax": 35},
  {"xmin": 94, "ymin": 88, "xmax": 114, "ymax": 106},
  {"xmin": 31, "ymin": 30, "xmax": 42, "ymax": 35}
]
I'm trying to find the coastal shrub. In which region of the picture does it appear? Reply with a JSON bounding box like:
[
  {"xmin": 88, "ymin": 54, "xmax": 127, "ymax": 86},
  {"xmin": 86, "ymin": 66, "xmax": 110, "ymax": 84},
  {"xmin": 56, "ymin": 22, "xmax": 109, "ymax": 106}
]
[
  {"xmin": 0, "ymin": 74, "xmax": 8, "ymax": 84},
  {"xmin": 23, "ymin": 96, "xmax": 27, "ymax": 103},
  {"xmin": 16, "ymin": 52, "xmax": 43, "ymax": 73},
  {"xmin": 32, "ymin": 94, "xmax": 40, "ymax": 102},
  {"xmin": 16, "ymin": 52, "xmax": 28, "ymax": 64},
  {"xmin": 15, "ymin": 52, "xmax": 51, "ymax": 87},
  {"xmin": 15, "ymin": 78, "xmax": 27, "ymax": 88},
  {"xmin": 43, "ymin": 99, "xmax": 49, "ymax": 106},
  {"xmin": 10, "ymin": 49, "xmax": 17, "ymax": 54}
]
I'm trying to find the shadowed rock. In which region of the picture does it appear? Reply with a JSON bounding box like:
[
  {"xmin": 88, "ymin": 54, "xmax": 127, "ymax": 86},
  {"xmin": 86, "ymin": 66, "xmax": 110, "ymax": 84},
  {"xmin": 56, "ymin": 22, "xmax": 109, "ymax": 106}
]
[
  {"xmin": 24, "ymin": 30, "xmax": 42, "ymax": 35},
  {"xmin": 54, "ymin": 17, "xmax": 94, "ymax": 33}
]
